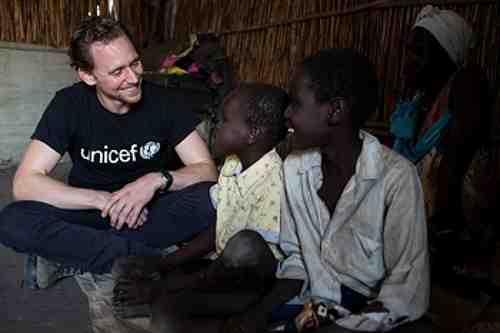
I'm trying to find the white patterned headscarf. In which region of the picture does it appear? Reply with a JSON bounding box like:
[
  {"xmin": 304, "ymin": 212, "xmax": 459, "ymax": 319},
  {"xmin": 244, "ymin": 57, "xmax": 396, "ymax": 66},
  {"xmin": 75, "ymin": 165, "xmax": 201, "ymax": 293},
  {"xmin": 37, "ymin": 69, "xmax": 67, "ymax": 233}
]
[{"xmin": 413, "ymin": 5, "xmax": 475, "ymax": 67}]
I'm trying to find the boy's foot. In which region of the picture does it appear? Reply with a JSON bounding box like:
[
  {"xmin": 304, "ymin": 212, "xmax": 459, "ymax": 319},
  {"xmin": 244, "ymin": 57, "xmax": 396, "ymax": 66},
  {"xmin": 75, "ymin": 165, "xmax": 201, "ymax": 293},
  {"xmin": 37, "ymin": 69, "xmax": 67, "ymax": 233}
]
[
  {"xmin": 112, "ymin": 276, "xmax": 164, "ymax": 319},
  {"xmin": 112, "ymin": 302, "xmax": 152, "ymax": 320},
  {"xmin": 111, "ymin": 256, "xmax": 164, "ymax": 319}
]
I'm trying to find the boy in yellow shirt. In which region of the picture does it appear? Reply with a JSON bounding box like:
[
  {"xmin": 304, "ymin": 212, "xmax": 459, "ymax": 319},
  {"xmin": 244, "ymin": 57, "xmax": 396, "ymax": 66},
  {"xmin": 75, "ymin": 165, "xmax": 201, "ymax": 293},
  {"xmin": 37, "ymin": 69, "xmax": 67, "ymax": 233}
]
[{"xmin": 112, "ymin": 82, "xmax": 288, "ymax": 330}]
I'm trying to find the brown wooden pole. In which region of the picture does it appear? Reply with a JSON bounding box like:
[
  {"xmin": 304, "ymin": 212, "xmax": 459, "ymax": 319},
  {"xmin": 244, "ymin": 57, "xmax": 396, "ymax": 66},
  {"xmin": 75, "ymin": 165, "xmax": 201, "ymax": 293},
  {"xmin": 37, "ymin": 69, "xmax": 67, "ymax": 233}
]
[
  {"xmin": 493, "ymin": 0, "xmax": 500, "ymax": 141},
  {"xmin": 496, "ymin": 0, "xmax": 500, "ymax": 101}
]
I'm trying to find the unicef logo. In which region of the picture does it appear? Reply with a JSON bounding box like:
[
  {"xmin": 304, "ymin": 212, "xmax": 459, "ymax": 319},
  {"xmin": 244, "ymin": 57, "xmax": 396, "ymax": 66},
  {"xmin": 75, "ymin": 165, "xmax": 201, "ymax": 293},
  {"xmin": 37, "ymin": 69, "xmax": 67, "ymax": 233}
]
[{"xmin": 140, "ymin": 141, "xmax": 161, "ymax": 160}]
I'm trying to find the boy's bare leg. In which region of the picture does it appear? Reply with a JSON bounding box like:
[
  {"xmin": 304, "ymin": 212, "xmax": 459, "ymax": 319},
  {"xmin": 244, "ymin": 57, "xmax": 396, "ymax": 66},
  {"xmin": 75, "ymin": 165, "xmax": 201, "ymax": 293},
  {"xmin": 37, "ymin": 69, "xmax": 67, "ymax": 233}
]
[
  {"xmin": 112, "ymin": 261, "xmax": 210, "ymax": 319},
  {"xmin": 113, "ymin": 230, "xmax": 277, "ymax": 320},
  {"xmin": 218, "ymin": 230, "xmax": 277, "ymax": 278},
  {"xmin": 112, "ymin": 255, "xmax": 164, "ymax": 282},
  {"xmin": 151, "ymin": 230, "xmax": 279, "ymax": 332},
  {"xmin": 111, "ymin": 255, "xmax": 166, "ymax": 319},
  {"xmin": 112, "ymin": 227, "xmax": 215, "ymax": 319},
  {"xmin": 113, "ymin": 226, "xmax": 215, "ymax": 283}
]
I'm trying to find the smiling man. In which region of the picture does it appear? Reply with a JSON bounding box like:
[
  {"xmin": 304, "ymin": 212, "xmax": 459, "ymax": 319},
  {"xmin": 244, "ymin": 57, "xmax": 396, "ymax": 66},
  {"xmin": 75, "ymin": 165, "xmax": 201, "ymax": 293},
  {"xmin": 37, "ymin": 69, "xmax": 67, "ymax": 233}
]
[{"xmin": 0, "ymin": 16, "xmax": 217, "ymax": 281}]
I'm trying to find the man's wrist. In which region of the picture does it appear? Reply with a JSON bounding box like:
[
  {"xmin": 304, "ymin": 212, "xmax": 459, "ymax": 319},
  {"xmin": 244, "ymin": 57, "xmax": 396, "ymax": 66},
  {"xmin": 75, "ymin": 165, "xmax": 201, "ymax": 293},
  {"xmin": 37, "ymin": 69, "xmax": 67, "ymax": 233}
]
[
  {"xmin": 88, "ymin": 189, "xmax": 108, "ymax": 211},
  {"xmin": 158, "ymin": 169, "xmax": 173, "ymax": 192}
]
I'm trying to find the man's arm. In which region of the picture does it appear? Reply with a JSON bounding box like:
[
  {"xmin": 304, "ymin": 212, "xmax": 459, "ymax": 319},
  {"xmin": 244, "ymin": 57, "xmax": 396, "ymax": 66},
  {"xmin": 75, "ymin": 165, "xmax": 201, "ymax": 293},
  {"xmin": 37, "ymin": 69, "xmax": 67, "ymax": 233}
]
[
  {"xmin": 150, "ymin": 131, "xmax": 218, "ymax": 269},
  {"xmin": 13, "ymin": 139, "xmax": 110, "ymax": 210},
  {"xmin": 170, "ymin": 130, "xmax": 218, "ymax": 190},
  {"xmin": 101, "ymin": 130, "xmax": 217, "ymax": 229}
]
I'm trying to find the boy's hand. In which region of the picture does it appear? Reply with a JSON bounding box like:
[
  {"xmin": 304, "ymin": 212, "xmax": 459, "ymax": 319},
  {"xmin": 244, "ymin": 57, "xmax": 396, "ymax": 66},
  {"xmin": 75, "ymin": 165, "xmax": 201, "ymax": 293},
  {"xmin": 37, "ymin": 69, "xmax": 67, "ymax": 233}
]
[
  {"xmin": 222, "ymin": 308, "xmax": 267, "ymax": 333},
  {"xmin": 360, "ymin": 301, "xmax": 388, "ymax": 314}
]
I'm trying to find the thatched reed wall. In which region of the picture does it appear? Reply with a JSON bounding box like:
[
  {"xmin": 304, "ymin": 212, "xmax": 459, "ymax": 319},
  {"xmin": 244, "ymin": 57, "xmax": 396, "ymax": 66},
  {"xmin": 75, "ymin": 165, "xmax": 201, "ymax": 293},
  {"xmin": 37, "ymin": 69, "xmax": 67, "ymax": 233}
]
[
  {"xmin": 174, "ymin": 0, "xmax": 498, "ymax": 127},
  {"xmin": 0, "ymin": 0, "xmax": 153, "ymax": 48},
  {"xmin": 0, "ymin": 0, "xmax": 497, "ymax": 127},
  {"xmin": 0, "ymin": 0, "xmax": 107, "ymax": 48}
]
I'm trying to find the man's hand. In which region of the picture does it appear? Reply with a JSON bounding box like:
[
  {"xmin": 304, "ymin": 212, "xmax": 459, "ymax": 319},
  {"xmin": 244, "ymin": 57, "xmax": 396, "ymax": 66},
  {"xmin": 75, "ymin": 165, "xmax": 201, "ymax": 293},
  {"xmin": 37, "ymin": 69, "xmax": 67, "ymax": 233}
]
[
  {"xmin": 91, "ymin": 190, "xmax": 113, "ymax": 211},
  {"xmin": 101, "ymin": 173, "xmax": 163, "ymax": 230}
]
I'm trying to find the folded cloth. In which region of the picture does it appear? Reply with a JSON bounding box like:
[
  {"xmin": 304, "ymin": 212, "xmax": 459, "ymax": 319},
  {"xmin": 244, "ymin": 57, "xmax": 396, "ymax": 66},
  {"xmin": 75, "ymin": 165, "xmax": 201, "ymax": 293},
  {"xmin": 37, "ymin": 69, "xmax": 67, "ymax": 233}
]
[{"xmin": 413, "ymin": 5, "xmax": 475, "ymax": 66}]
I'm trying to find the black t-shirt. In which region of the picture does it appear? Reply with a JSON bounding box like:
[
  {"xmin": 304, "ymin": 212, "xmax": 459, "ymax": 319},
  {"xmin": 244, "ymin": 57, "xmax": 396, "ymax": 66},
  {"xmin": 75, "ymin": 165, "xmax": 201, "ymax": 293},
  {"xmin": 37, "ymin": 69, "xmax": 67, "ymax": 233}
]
[{"xmin": 32, "ymin": 81, "xmax": 200, "ymax": 192}]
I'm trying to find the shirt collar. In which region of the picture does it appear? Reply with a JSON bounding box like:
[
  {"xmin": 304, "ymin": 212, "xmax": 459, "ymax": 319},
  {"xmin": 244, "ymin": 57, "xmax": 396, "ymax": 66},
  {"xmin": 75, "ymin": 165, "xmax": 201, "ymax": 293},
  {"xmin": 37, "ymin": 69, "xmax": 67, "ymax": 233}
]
[
  {"xmin": 221, "ymin": 148, "xmax": 282, "ymax": 190},
  {"xmin": 355, "ymin": 130, "xmax": 385, "ymax": 180},
  {"xmin": 295, "ymin": 130, "xmax": 385, "ymax": 180}
]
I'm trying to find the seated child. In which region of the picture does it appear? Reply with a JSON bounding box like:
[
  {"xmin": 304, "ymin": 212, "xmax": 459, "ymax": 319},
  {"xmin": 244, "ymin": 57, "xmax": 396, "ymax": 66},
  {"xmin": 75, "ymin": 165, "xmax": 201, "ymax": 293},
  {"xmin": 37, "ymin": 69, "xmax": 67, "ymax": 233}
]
[
  {"xmin": 112, "ymin": 82, "xmax": 289, "ymax": 330},
  {"xmin": 222, "ymin": 49, "xmax": 429, "ymax": 333}
]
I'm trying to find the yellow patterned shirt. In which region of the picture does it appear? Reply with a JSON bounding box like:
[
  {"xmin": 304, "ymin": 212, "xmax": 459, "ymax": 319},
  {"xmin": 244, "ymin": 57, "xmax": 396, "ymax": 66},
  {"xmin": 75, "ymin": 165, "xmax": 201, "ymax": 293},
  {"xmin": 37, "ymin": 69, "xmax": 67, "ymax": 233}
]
[{"xmin": 210, "ymin": 149, "xmax": 283, "ymax": 259}]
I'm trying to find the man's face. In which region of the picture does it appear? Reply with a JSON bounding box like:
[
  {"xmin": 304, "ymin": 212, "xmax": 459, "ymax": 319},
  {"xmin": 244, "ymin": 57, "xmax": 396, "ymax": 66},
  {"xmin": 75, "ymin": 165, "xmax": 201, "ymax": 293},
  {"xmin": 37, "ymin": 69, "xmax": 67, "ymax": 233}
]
[
  {"xmin": 214, "ymin": 93, "xmax": 251, "ymax": 157},
  {"xmin": 86, "ymin": 36, "xmax": 144, "ymax": 111},
  {"xmin": 285, "ymin": 67, "xmax": 331, "ymax": 150}
]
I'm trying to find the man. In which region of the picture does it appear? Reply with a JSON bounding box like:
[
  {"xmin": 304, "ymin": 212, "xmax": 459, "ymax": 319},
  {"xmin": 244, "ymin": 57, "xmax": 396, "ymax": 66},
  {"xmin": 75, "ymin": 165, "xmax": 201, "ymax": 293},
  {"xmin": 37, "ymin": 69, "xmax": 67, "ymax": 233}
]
[
  {"xmin": 0, "ymin": 16, "xmax": 217, "ymax": 280},
  {"xmin": 224, "ymin": 49, "xmax": 429, "ymax": 332}
]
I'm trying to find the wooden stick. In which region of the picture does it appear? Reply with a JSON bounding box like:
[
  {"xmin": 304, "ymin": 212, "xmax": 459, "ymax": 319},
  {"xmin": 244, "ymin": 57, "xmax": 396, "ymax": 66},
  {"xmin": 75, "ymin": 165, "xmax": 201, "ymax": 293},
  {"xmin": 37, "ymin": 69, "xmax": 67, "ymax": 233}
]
[{"xmin": 212, "ymin": 0, "xmax": 495, "ymax": 36}]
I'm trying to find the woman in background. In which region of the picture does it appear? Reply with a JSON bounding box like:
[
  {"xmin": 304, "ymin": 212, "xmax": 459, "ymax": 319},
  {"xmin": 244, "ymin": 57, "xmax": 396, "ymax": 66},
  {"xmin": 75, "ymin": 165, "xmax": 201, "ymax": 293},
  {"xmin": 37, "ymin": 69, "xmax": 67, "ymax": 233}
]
[{"xmin": 391, "ymin": 5, "xmax": 493, "ymax": 283}]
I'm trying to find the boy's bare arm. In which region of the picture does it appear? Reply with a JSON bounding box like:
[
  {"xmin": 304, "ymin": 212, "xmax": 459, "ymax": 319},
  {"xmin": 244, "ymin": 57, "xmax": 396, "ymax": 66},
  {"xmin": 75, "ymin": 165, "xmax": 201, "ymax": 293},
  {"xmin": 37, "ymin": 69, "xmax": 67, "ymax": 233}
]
[{"xmin": 159, "ymin": 224, "xmax": 216, "ymax": 272}]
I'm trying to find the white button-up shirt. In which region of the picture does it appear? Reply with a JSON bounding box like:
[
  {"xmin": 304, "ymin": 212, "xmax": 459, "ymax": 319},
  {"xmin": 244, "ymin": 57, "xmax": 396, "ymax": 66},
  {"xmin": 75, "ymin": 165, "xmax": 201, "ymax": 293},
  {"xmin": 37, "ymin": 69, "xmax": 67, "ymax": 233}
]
[{"xmin": 276, "ymin": 131, "xmax": 429, "ymax": 331}]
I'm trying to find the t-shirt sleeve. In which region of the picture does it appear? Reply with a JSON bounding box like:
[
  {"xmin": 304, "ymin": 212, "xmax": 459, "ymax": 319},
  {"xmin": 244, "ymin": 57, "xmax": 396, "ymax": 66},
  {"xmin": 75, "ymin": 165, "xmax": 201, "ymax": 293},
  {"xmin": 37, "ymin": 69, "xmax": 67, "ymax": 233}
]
[
  {"xmin": 164, "ymin": 91, "xmax": 202, "ymax": 148},
  {"xmin": 31, "ymin": 91, "xmax": 75, "ymax": 155}
]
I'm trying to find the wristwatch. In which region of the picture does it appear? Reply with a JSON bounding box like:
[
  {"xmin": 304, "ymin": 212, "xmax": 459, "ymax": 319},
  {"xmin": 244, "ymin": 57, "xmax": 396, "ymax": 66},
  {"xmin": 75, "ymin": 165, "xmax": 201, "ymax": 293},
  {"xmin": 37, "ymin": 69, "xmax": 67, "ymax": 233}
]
[{"xmin": 159, "ymin": 169, "xmax": 173, "ymax": 192}]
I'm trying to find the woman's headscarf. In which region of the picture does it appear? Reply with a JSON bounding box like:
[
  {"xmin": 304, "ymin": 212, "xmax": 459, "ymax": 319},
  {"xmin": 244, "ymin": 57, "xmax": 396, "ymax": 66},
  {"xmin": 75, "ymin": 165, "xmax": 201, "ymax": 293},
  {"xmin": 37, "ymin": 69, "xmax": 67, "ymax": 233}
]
[{"xmin": 413, "ymin": 5, "xmax": 475, "ymax": 67}]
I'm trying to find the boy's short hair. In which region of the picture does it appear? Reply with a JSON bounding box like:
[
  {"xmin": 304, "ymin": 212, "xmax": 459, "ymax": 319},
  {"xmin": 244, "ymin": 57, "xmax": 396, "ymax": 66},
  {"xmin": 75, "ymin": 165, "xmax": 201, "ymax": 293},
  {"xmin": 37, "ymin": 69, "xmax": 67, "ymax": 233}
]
[
  {"xmin": 236, "ymin": 83, "xmax": 289, "ymax": 144},
  {"xmin": 301, "ymin": 48, "xmax": 379, "ymax": 129},
  {"xmin": 69, "ymin": 16, "xmax": 135, "ymax": 71}
]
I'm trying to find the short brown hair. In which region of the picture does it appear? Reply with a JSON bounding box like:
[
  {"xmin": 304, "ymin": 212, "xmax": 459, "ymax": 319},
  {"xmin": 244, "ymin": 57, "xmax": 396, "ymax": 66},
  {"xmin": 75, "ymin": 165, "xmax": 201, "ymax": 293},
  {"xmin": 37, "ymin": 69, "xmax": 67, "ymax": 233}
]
[{"xmin": 68, "ymin": 16, "xmax": 134, "ymax": 71}]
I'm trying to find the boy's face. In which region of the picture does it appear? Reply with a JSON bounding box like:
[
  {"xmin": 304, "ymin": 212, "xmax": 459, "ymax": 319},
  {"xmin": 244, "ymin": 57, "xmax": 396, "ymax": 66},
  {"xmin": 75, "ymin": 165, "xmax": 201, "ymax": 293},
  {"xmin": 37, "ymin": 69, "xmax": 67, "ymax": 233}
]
[
  {"xmin": 285, "ymin": 67, "xmax": 332, "ymax": 150},
  {"xmin": 214, "ymin": 93, "xmax": 251, "ymax": 157}
]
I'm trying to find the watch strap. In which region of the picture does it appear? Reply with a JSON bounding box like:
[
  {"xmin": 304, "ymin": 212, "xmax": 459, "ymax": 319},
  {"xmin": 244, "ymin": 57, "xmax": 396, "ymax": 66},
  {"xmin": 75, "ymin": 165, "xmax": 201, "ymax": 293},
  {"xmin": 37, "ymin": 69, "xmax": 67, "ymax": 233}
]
[{"xmin": 159, "ymin": 169, "xmax": 173, "ymax": 192}]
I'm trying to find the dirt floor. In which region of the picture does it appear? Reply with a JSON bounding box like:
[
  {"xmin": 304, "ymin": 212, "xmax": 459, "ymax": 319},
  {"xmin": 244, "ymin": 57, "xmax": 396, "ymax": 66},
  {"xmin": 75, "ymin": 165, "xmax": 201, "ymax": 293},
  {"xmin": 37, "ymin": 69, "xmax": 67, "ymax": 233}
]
[{"xmin": 0, "ymin": 164, "xmax": 91, "ymax": 333}]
